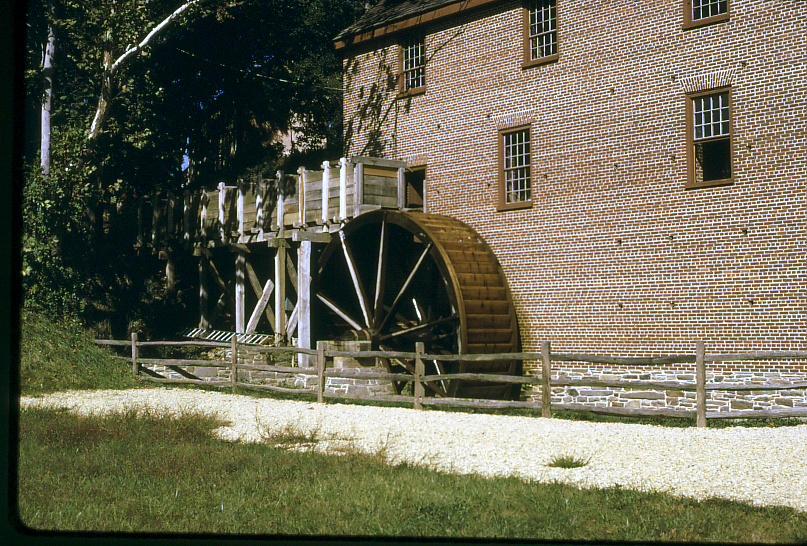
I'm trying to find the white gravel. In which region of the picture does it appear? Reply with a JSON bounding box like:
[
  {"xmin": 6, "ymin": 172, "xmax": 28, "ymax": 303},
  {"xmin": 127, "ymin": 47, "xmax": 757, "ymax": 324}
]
[{"xmin": 20, "ymin": 388, "xmax": 807, "ymax": 513}]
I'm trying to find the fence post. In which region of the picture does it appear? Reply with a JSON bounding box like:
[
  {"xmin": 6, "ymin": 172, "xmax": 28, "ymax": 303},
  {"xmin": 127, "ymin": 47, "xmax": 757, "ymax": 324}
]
[
  {"xmin": 414, "ymin": 342, "xmax": 425, "ymax": 410},
  {"xmin": 131, "ymin": 332, "xmax": 139, "ymax": 377},
  {"xmin": 696, "ymin": 341, "xmax": 706, "ymax": 428},
  {"xmin": 541, "ymin": 341, "xmax": 552, "ymax": 418},
  {"xmin": 316, "ymin": 341, "xmax": 326, "ymax": 404},
  {"xmin": 231, "ymin": 335, "xmax": 238, "ymax": 389}
]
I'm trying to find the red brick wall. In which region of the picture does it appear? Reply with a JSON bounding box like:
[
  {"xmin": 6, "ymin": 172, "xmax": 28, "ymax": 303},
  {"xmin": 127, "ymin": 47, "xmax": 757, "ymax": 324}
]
[{"xmin": 342, "ymin": 0, "xmax": 807, "ymax": 370}]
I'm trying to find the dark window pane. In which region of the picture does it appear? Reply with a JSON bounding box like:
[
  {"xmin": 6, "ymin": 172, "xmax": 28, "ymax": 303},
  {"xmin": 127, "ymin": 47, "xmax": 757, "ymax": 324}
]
[{"xmin": 695, "ymin": 138, "xmax": 731, "ymax": 182}]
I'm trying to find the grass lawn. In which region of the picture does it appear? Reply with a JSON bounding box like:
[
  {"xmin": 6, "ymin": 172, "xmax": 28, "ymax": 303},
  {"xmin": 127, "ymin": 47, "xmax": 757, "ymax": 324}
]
[{"xmin": 16, "ymin": 407, "xmax": 807, "ymax": 541}]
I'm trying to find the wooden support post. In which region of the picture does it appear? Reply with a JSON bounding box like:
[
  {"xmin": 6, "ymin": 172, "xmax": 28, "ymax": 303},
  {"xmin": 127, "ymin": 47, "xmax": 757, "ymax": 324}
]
[
  {"xmin": 696, "ymin": 341, "xmax": 707, "ymax": 428},
  {"xmin": 541, "ymin": 341, "xmax": 552, "ymax": 418},
  {"xmin": 218, "ymin": 182, "xmax": 226, "ymax": 243},
  {"xmin": 353, "ymin": 161, "xmax": 364, "ymax": 218},
  {"xmin": 231, "ymin": 335, "xmax": 238, "ymax": 388},
  {"xmin": 198, "ymin": 255, "xmax": 210, "ymax": 329},
  {"xmin": 199, "ymin": 190, "xmax": 208, "ymax": 240},
  {"xmin": 235, "ymin": 251, "xmax": 246, "ymax": 333},
  {"xmin": 316, "ymin": 341, "xmax": 326, "ymax": 404},
  {"xmin": 338, "ymin": 158, "xmax": 348, "ymax": 221},
  {"xmin": 297, "ymin": 166, "xmax": 307, "ymax": 226},
  {"xmin": 274, "ymin": 244, "xmax": 287, "ymax": 342},
  {"xmin": 237, "ymin": 180, "xmax": 245, "ymax": 238},
  {"xmin": 256, "ymin": 180, "xmax": 265, "ymax": 241},
  {"xmin": 397, "ymin": 166, "xmax": 406, "ymax": 210},
  {"xmin": 422, "ymin": 172, "xmax": 428, "ymax": 213},
  {"xmin": 276, "ymin": 170, "xmax": 286, "ymax": 234},
  {"xmin": 297, "ymin": 241, "xmax": 312, "ymax": 367},
  {"xmin": 414, "ymin": 341, "xmax": 425, "ymax": 410},
  {"xmin": 321, "ymin": 160, "xmax": 331, "ymax": 229},
  {"xmin": 131, "ymin": 332, "xmax": 139, "ymax": 376}
]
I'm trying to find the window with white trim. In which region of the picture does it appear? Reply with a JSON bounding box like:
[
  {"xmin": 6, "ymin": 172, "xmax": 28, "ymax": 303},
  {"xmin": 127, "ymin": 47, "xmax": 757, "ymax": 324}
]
[
  {"xmin": 500, "ymin": 127, "xmax": 532, "ymax": 206},
  {"xmin": 401, "ymin": 38, "xmax": 425, "ymax": 92},
  {"xmin": 692, "ymin": 0, "xmax": 727, "ymax": 21},
  {"xmin": 688, "ymin": 90, "xmax": 733, "ymax": 188},
  {"xmin": 527, "ymin": 0, "xmax": 557, "ymax": 61}
]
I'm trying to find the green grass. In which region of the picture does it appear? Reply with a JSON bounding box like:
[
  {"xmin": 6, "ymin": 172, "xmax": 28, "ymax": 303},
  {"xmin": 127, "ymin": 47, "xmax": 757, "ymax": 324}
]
[
  {"xmin": 20, "ymin": 309, "xmax": 139, "ymax": 395},
  {"xmin": 547, "ymin": 454, "xmax": 590, "ymax": 469},
  {"xmin": 17, "ymin": 407, "xmax": 807, "ymax": 540}
]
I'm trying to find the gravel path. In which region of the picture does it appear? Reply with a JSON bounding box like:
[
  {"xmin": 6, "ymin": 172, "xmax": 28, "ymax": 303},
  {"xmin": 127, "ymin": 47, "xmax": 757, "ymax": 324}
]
[{"xmin": 20, "ymin": 388, "xmax": 807, "ymax": 513}]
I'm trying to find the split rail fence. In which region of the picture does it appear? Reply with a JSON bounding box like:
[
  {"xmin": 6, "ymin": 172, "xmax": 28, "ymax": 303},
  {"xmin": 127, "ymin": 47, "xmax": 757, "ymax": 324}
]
[{"xmin": 95, "ymin": 336, "xmax": 807, "ymax": 427}]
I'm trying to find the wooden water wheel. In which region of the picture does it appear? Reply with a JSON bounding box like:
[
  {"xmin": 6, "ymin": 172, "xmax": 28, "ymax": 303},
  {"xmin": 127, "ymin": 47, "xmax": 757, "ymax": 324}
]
[{"xmin": 311, "ymin": 210, "xmax": 522, "ymax": 400}]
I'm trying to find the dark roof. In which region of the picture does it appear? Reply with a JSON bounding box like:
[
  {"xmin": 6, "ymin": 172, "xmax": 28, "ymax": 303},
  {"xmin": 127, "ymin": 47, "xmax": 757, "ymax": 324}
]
[{"xmin": 335, "ymin": 0, "xmax": 465, "ymax": 41}]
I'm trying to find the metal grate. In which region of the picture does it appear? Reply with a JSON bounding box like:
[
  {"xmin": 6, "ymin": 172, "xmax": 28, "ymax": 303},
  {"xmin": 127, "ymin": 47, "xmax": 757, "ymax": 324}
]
[
  {"xmin": 529, "ymin": 0, "xmax": 557, "ymax": 60},
  {"xmin": 693, "ymin": 92, "xmax": 730, "ymax": 140},
  {"xmin": 503, "ymin": 129, "xmax": 531, "ymax": 203},
  {"xmin": 692, "ymin": 0, "xmax": 728, "ymax": 21},
  {"xmin": 402, "ymin": 38, "xmax": 425, "ymax": 90},
  {"xmin": 184, "ymin": 328, "xmax": 274, "ymax": 345}
]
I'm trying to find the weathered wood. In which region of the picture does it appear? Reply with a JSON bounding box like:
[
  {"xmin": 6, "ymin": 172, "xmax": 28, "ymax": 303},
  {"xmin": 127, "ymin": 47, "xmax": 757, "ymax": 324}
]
[
  {"xmin": 316, "ymin": 293, "xmax": 364, "ymax": 332},
  {"xmin": 424, "ymin": 352, "xmax": 542, "ymax": 361},
  {"xmin": 248, "ymin": 345, "xmax": 319, "ymax": 356},
  {"xmin": 339, "ymin": 157, "xmax": 348, "ymax": 220},
  {"xmin": 555, "ymin": 403, "xmax": 694, "ymax": 419},
  {"xmin": 297, "ymin": 240, "xmax": 312, "ymax": 367},
  {"xmin": 551, "ymin": 352, "xmax": 696, "ymax": 365},
  {"xmin": 246, "ymin": 276, "xmax": 275, "ymax": 334},
  {"xmin": 231, "ymin": 336, "xmax": 238, "ymax": 387},
  {"xmin": 165, "ymin": 254, "xmax": 176, "ymax": 293},
  {"xmin": 94, "ymin": 339, "xmax": 132, "ymax": 346},
  {"xmin": 397, "ymin": 166, "xmax": 406, "ymax": 209},
  {"xmin": 138, "ymin": 358, "xmax": 228, "ymax": 367},
  {"xmin": 316, "ymin": 341, "xmax": 326, "ymax": 403},
  {"xmin": 420, "ymin": 372, "xmax": 540, "ymax": 385},
  {"xmin": 140, "ymin": 376, "xmax": 226, "ymax": 387},
  {"xmin": 696, "ymin": 341, "xmax": 706, "ymax": 428},
  {"xmin": 373, "ymin": 219, "xmax": 387, "ymax": 328},
  {"xmin": 414, "ymin": 342, "xmax": 425, "ymax": 410},
  {"xmin": 286, "ymin": 302, "xmax": 299, "ymax": 337},
  {"xmin": 326, "ymin": 349, "xmax": 419, "ymax": 359},
  {"xmin": 131, "ymin": 332, "xmax": 139, "ymax": 376},
  {"xmin": 705, "ymin": 351, "xmax": 807, "ymax": 362},
  {"xmin": 235, "ymin": 251, "xmax": 246, "ymax": 333},
  {"xmin": 553, "ymin": 378, "xmax": 698, "ymax": 391},
  {"xmin": 138, "ymin": 366, "xmax": 166, "ymax": 379},
  {"xmin": 704, "ymin": 381, "xmax": 807, "ymax": 391},
  {"xmin": 324, "ymin": 391, "xmax": 413, "ymax": 405},
  {"xmin": 340, "ymin": 230, "xmax": 371, "ymax": 328},
  {"xmin": 353, "ymin": 162, "xmax": 364, "ymax": 219},
  {"xmin": 705, "ymin": 408, "xmax": 807, "ymax": 419},
  {"xmin": 325, "ymin": 369, "xmax": 413, "ymax": 382},
  {"xmin": 237, "ymin": 181, "xmax": 245, "ymax": 236},
  {"xmin": 321, "ymin": 161, "xmax": 331, "ymax": 227},
  {"xmin": 422, "ymin": 398, "xmax": 542, "ymax": 410},
  {"xmin": 236, "ymin": 382, "xmax": 316, "ymax": 396},
  {"xmin": 541, "ymin": 341, "xmax": 552, "ymax": 418},
  {"xmin": 274, "ymin": 244, "xmax": 287, "ymax": 341},
  {"xmin": 352, "ymin": 156, "xmax": 407, "ymax": 169},
  {"xmin": 236, "ymin": 363, "xmax": 317, "ymax": 375},
  {"xmin": 297, "ymin": 166, "xmax": 307, "ymax": 226},
  {"xmin": 135, "ymin": 340, "xmax": 229, "ymax": 347},
  {"xmin": 198, "ymin": 256, "xmax": 210, "ymax": 329},
  {"xmin": 291, "ymin": 230, "xmax": 331, "ymax": 243},
  {"xmin": 218, "ymin": 182, "xmax": 227, "ymax": 243}
]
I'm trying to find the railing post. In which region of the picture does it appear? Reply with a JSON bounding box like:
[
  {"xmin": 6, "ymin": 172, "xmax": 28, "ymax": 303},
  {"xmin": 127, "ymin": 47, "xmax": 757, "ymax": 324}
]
[
  {"xmin": 131, "ymin": 332, "xmax": 139, "ymax": 377},
  {"xmin": 696, "ymin": 341, "xmax": 706, "ymax": 428},
  {"xmin": 397, "ymin": 166, "xmax": 406, "ymax": 210},
  {"xmin": 231, "ymin": 335, "xmax": 238, "ymax": 389},
  {"xmin": 321, "ymin": 160, "xmax": 331, "ymax": 228},
  {"xmin": 276, "ymin": 171, "xmax": 286, "ymax": 235},
  {"xmin": 218, "ymin": 182, "xmax": 226, "ymax": 243},
  {"xmin": 414, "ymin": 342, "xmax": 425, "ymax": 410},
  {"xmin": 316, "ymin": 341, "xmax": 326, "ymax": 404},
  {"xmin": 297, "ymin": 166, "xmax": 307, "ymax": 227},
  {"xmin": 237, "ymin": 180, "xmax": 245, "ymax": 238},
  {"xmin": 541, "ymin": 341, "xmax": 552, "ymax": 418},
  {"xmin": 353, "ymin": 161, "xmax": 364, "ymax": 218},
  {"xmin": 338, "ymin": 157, "xmax": 348, "ymax": 221}
]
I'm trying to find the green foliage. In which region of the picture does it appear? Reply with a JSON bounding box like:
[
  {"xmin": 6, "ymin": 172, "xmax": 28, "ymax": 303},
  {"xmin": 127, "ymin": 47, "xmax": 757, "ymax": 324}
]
[
  {"xmin": 22, "ymin": 0, "xmax": 364, "ymax": 334},
  {"xmin": 18, "ymin": 407, "xmax": 807, "ymax": 540},
  {"xmin": 19, "ymin": 308, "xmax": 139, "ymax": 395},
  {"xmin": 547, "ymin": 454, "xmax": 590, "ymax": 469}
]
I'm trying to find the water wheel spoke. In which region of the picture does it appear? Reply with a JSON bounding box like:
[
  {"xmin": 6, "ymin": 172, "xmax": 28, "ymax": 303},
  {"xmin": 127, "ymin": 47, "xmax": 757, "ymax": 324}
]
[
  {"xmin": 378, "ymin": 316, "xmax": 458, "ymax": 342},
  {"xmin": 377, "ymin": 243, "xmax": 433, "ymax": 333},
  {"xmin": 316, "ymin": 293, "xmax": 363, "ymax": 332},
  {"xmin": 339, "ymin": 230, "xmax": 372, "ymax": 328},
  {"xmin": 372, "ymin": 219, "xmax": 388, "ymax": 328}
]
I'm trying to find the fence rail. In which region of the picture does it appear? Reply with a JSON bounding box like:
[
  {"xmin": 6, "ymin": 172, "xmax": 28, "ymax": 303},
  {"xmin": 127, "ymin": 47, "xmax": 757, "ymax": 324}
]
[{"xmin": 95, "ymin": 335, "xmax": 807, "ymax": 426}]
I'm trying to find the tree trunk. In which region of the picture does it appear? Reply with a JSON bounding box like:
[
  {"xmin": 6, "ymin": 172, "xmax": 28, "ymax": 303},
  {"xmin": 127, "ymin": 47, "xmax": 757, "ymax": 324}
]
[{"xmin": 40, "ymin": 25, "xmax": 55, "ymax": 176}]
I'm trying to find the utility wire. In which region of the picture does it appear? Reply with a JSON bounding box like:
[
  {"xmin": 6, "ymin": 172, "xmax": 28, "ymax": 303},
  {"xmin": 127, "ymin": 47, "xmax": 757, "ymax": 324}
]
[{"xmin": 173, "ymin": 46, "xmax": 343, "ymax": 92}]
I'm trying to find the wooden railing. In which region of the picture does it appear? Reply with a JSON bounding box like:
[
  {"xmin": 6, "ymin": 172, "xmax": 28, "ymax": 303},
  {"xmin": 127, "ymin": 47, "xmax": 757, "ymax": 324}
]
[{"xmin": 95, "ymin": 336, "xmax": 807, "ymax": 427}]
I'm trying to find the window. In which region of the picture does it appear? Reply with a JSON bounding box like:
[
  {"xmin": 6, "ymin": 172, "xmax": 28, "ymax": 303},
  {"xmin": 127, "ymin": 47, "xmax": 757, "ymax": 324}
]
[
  {"xmin": 399, "ymin": 37, "xmax": 425, "ymax": 95},
  {"xmin": 687, "ymin": 89, "xmax": 733, "ymax": 189},
  {"xmin": 498, "ymin": 126, "xmax": 532, "ymax": 209},
  {"xmin": 405, "ymin": 166, "xmax": 426, "ymax": 210},
  {"xmin": 523, "ymin": 0, "xmax": 558, "ymax": 68},
  {"xmin": 684, "ymin": 0, "xmax": 729, "ymax": 29}
]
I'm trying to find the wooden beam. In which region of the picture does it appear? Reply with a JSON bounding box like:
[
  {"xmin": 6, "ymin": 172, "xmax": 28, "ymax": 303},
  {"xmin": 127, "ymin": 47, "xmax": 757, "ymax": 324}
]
[
  {"xmin": 350, "ymin": 156, "xmax": 407, "ymax": 169},
  {"xmin": 245, "ymin": 276, "xmax": 275, "ymax": 334},
  {"xmin": 286, "ymin": 302, "xmax": 299, "ymax": 338},
  {"xmin": 274, "ymin": 244, "xmax": 287, "ymax": 341},
  {"xmin": 292, "ymin": 230, "xmax": 331, "ymax": 243},
  {"xmin": 353, "ymin": 162, "xmax": 364, "ymax": 218},
  {"xmin": 397, "ymin": 167, "xmax": 406, "ymax": 209},
  {"xmin": 321, "ymin": 161, "xmax": 331, "ymax": 228},
  {"xmin": 286, "ymin": 252, "xmax": 298, "ymax": 292},
  {"xmin": 296, "ymin": 241, "xmax": 312, "ymax": 367},
  {"xmin": 234, "ymin": 251, "xmax": 246, "ymax": 333}
]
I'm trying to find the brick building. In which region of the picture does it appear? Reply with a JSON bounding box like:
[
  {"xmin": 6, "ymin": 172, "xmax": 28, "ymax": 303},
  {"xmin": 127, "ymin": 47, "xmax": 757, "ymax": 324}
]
[{"xmin": 335, "ymin": 0, "xmax": 807, "ymax": 408}]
